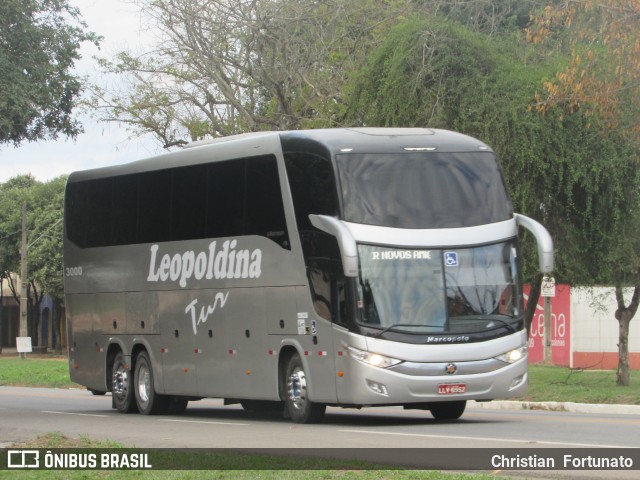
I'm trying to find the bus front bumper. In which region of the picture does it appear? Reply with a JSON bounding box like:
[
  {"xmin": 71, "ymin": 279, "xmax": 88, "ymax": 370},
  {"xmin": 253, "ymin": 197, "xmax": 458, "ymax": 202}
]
[{"xmin": 340, "ymin": 356, "xmax": 528, "ymax": 406}]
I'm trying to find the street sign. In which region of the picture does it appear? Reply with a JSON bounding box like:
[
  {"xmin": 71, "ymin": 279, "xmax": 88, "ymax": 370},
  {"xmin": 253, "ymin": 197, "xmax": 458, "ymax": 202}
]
[
  {"xmin": 541, "ymin": 276, "xmax": 556, "ymax": 297},
  {"xmin": 16, "ymin": 336, "xmax": 32, "ymax": 353}
]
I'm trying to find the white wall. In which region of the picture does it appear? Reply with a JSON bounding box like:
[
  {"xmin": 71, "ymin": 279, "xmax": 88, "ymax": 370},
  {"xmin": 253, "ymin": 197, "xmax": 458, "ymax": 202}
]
[{"xmin": 571, "ymin": 286, "xmax": 640, "ymax": 353}]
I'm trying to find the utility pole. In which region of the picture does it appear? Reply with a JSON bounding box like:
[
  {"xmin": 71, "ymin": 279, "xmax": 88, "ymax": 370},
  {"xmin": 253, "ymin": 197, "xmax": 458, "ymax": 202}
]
[
  {"xmin": 543, "ymin": 296, "xmax": 552, "ymax": 364},
  {"xmin": 541, "ymin": 275, "xmax": 556, "ymax": 365},
  {"xmin": 19, "ymin": 202, "xmax": 29, "ymax": 358},
  {"xmin": 0, "ymin": 273, "xmax": 4, "ymax": 354}
]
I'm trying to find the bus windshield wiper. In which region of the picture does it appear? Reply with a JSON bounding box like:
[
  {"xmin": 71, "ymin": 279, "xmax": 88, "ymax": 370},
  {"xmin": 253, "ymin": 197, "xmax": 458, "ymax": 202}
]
[
  {"xmin": 491, "ymin": 318, "xmax": 516, "ymax": 333},
  {"xmin": 372, "ymin": 323, "xmax": 444, "ymax": 338},
  {"xmin": 483, "ymin": 316, "xmax": 517, "ymax": 333},
  {"xmin": 448, "ymin": 315, "xmax": 518, "ymax": 334}
]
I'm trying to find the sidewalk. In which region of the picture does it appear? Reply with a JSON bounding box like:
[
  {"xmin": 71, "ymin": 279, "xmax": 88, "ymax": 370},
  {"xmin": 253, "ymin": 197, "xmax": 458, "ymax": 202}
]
[
  {"xmin": 469, "ymin": 400, "xmax": 640, "ymax": 416},
  {"xmin": 0, "ymin": 347, "xmax": 65, "ymax": 357}
]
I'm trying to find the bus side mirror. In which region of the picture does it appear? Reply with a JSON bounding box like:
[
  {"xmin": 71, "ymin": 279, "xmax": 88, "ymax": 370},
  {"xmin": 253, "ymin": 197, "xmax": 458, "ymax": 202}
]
[
  {"xmin": 308, "ymin": 214, "xmax": 359, "ymax": 277},
  {"xmin": 515, "ymin": 213, "xmax": 554, "ymax": 273}
]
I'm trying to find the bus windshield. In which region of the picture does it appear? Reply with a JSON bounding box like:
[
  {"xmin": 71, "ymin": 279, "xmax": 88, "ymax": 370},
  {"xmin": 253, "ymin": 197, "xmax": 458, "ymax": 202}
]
[
  {"xmin": 356, "ymin": 241, "xmax": 521, "ymax": 337},
  {"xmin": 336, "ymin": 152, "xmax": 512, "ymax": 228}
]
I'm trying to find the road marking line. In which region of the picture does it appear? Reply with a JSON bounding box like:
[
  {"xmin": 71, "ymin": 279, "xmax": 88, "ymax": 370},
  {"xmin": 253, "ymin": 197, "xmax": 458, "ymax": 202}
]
[
  {"xmin": 42, "ymin": 410, "xmax": 108, "ymax": 418},
  {"xmin": 159, "ymin": 419, "xmax": 250, "ymax": 426},
  {"xmin": 338, "ymin": 429, "xmax": 630, "ymax": 448}
]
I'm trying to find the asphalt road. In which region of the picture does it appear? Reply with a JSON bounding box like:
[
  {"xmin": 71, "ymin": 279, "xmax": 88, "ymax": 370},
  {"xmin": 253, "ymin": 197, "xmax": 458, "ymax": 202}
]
[{"xmin": 1, "ymin": 386, "xmax": 639, "ymax": 478}]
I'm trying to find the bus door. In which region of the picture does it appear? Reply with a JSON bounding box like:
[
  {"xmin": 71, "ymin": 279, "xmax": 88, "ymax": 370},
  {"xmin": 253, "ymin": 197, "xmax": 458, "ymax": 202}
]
[{"xmin": 303, "ymin": 257, "xmax": 343, "ymax": 404}]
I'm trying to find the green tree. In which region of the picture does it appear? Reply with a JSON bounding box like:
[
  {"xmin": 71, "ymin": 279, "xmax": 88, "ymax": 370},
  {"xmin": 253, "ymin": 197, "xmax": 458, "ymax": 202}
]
[
  {"xmin": 0, "ymin": 0, "xmax": 100, "ymax": 146},
  {"xmin": 345, "ymin": 18, "xmax": 639, "ymax": 338},
  {"xmin": 29, "ymin": 177, "xmax": 65, "ymax": 303},
  {"xmin": 90, "ymin": 0, "xmax": 419, "ymax": 147},
  {"xmin": 527, "ymin": 0, "xmax": 640, "ymax": 141},
  {"xmin": 528, "ymin": 0, "xmax": 640, "ymax": 386},
  {"xmin": 0, "ymin": 176, "xmax": 36, "ymax": 297},
  {"xmin": 423, "ymin": 0, "xmax": 545, "ymax": 36},
  {"xmin": 0, "ymin": 176, "xmax": 66, "ymax": 349},
  {"xmin": 0, "ymin": 176, "xmax": 37, "ymax": 351}
]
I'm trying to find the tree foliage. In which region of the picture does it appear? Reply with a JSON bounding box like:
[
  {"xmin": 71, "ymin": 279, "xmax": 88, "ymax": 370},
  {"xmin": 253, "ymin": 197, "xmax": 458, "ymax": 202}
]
[
  {"xmin": 0, "ymin": 176, "xmax": 37, "ymax": 285},
  {"xmin": 527, "ymin": 0, "xmax": 640, "ymax": 142},
  {"xmin": 0, "ymin": 0, "xmax": 100, "ymax": 146},
  {"xmin": 0, "ymin": 175, "xmax": 66, "ymax": 346},
  {"xmin": 27, "ymin": 177, "xmax": 66, "ymax": 302},
  {"xmin": 90, "ymin": 0, "xmax": 418, "ymax": 147},
  {"xmin": 425, "ymin": 0, "xmax": 545, "ymax": 35},
  {"xmin": 345, "ymin": 18, "xmax": 638, "ymax": 286},
  {"xmin": 528, "ymin": 0, "xmax": 640, "ymax": 386}
]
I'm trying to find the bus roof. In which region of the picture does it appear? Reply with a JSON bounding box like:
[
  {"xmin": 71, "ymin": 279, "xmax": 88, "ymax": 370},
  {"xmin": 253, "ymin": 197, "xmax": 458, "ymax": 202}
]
[{"xmin": 68, "ymin": 128, "xmax": 493, "ymax": 183}]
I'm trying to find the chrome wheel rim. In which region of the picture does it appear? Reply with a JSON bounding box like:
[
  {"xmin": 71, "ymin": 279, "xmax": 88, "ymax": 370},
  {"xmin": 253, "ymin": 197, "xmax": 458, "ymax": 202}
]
[
  {"xmin": 287, "ymin": 367, "xmax": 307, "ymax": 411},
  {"xmin": 113, "ymin": 365, "xmax": 128, "ymax": 398},
  {"xmin": 138, "ymin": 363, "xmax": 151, "ymax": 405}
]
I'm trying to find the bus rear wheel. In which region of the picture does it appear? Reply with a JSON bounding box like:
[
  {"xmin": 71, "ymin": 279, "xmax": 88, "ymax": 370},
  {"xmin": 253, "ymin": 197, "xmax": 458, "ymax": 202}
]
[
  {"xmin": 134, "ymin": 351, "xmax": 169, "ymax": 415},
  {"xmin": 167, "ymin": 397, "xmax": 189, "ymax": 415},
  {"xmin": 284, "ymin": 353, "xmax": 325, "ymax": 424},
  {"xmin": 112, "ymin": 352, "xmax": 137, "ymax": 413},
  {"xmin": 427, "ymin": 400, "xmax": 466, "ymax": 420}
]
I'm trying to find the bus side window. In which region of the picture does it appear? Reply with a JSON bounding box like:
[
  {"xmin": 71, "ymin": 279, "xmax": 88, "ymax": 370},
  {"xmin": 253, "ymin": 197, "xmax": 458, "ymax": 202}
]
[
  {"xmin": 67, "ymin": 154, "xmax": 291, "ymax": 249},
  {"xmin": 307, "ymin": 259, "xmax": 333, "ymax": 321},
  {"xmin": 85, "ymin": 178, "xmax": 112, "ymax": 247},
  {"xmin": 306, "ymin": 257, "xmax": 347, "ymax": 326},
  {"xmin": 244, "ymin": 155, "xmax": 290, "ymax": 249},
  {"xmin": 137, "ymin": 170, "xmax": 171, "ymax": 243},
  {"xmin": 207, "ymin": 155, "xmax": 290, "ymax": 249}
]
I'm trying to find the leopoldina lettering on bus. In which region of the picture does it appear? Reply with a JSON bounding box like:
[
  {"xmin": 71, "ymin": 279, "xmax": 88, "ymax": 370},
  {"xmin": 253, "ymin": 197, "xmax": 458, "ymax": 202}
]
[{"xmin": 146, "ymin": 239, "xmax": 262, "ymax": 288}]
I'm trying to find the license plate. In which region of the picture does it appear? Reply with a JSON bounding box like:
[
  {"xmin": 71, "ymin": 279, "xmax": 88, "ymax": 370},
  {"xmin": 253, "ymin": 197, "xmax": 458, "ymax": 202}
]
[{"xmin": 438, "ymin": 383, "xmax": 466, "ymax": 395}]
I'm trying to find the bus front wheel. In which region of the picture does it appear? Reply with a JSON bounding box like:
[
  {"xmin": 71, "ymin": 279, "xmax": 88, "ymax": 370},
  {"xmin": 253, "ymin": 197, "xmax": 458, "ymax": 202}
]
[
  {"xmin": 284, "ymin": 353, "xmax": 326, "ymax": 424},
  {"xmin": 427, "ymin": 400, "xmax": 466, "ymax": 420},
  {"xmin": 112, "ymin": 352, "xmax": 137, "ymax": 413}
]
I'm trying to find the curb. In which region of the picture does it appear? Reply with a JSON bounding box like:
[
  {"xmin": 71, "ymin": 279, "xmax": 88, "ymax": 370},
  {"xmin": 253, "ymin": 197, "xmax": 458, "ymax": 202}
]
[{"xmin": 469, "ymin": 400, "xmax": 640, "ymax": 415}]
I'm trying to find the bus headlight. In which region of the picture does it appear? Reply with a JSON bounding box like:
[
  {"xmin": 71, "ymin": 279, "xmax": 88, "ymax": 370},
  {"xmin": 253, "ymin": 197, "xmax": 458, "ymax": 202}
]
[
  {"xmin": 495, "ymin": 345, "xmax": 528, "ymax": 364},
  {"xmin": 347, "ymin": 346, "xmax": 402, "ymax": 368}
]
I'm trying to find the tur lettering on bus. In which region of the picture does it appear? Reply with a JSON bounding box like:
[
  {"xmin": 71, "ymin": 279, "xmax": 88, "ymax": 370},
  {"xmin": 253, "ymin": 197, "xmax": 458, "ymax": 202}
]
[{"xmin": 185, "ymin": 292, "xmax": 229, "ymax": 335}]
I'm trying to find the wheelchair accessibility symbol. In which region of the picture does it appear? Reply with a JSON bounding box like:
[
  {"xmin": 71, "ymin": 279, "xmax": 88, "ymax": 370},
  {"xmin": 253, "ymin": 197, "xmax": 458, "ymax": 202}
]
[{"xmin": 444, "ymin": 252, "xmax": 459, "ymax": 267}]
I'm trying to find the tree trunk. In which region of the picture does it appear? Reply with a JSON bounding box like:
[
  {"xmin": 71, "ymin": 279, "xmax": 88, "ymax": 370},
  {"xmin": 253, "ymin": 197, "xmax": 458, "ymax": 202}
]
[
  {"xmin": 0, "ymin": 274, "xmax": 3, "ymax": 354},
  {"xmin": 614, "ymin": 282, "xmax": 640, "ymax": 387},
  {"xmin": 616, "ymin": 311, "xmax": 631, "ymax": 386}
]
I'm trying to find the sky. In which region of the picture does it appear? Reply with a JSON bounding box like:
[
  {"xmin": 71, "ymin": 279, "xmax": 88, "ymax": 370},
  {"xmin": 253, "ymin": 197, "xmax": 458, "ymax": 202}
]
[{"xmin": 0, "ymin": 0, "xmax": 164, "ymax": 183}]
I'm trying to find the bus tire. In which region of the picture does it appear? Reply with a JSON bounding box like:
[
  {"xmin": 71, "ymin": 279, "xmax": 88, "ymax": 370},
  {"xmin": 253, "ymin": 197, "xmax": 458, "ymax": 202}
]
[
  {"xmin": 134, "ymin": 351, "xmax": 169, "ymax": 415},
  {"xmin": 284, "ymin": 353, "xmax": 326, "ymax": 424},
  {"xmin": 167, "ymin": 397, "xmax": 189, "ymax": 415},
  {"xmin": 428, "ymin": 400, "xmax": 466, "ymax": 420},
  {"xmin": 112, "ymin": 352, "xmax": 137, "ymax": 413}
]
